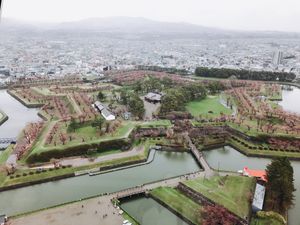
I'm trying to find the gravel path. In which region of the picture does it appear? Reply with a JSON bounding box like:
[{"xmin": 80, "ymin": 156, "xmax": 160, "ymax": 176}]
[{"xmin": 9, "ymin": 196, "xmax": 123, "ymax": 225}]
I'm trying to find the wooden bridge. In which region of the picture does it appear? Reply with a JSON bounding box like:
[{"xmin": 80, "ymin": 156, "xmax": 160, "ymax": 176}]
[
  {"xmin": 114, "ymin": 170, "xmax": 206, "ymax": 201},
  {"xmin": 183, "ymin": 133, "xmax": 215, "ymax": 177}
]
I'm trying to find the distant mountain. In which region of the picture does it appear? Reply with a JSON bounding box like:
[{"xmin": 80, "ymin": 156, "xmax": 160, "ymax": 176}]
[
  {"xmin": 54, "ymin": 17, "xmax": 224, "ymax": 34},
  {"xmin": 1, "ymin": 17, "xmax": 299, "ymax": 38}
]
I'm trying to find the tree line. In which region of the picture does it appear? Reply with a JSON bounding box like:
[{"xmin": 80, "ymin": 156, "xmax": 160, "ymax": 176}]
[
  {"xmin": 195, "ymin": 67, "xmax": 296, "ymax": 82},
  {"xmin": 137, "ymin": 65, "xmax": 190, "ymax": 75},
  {"xmin": 160, "ymin": 83, "xmax": 207, "ymax": 113}
]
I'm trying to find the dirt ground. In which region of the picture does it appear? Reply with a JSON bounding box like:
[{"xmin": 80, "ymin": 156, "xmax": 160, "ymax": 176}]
[
  {"xmin": 142, "ymin": 97, "xmax": 160, "ymax": 120},
  {"xmin": 9, "ymin": 196, "xmax": 124, "ymax": 225}
]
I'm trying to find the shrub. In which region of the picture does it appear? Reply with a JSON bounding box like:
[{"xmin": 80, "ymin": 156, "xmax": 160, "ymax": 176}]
[{"xmin": 256, "ymin": 211, "xmax": 286, "ymax": 225}]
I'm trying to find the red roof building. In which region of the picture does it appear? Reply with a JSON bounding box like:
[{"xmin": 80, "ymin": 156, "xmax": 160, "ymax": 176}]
[{"xmin": 243, "ymin": 167, "xmax": 267, "ymax": 182}]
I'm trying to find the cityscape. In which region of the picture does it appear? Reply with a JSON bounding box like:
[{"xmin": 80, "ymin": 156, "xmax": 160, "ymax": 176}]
[{"xmin": 0, "ymin": 1, "xmax": 300, "ymax": 225}]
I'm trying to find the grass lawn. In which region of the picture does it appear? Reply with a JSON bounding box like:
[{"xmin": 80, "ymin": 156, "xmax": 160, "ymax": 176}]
[
  {"xmin": 0, "ymin": 145, "xmax": 14, "ymax": 164},
  {"xmin": 140, "ymin": 120, "xmax": 172, "ymax": 128},
  {"xmin": 31, "ymin": 87, "xmax": 53, "ymax": 96},
  {"xmin": 151, "ymin": 187, "xmax": 202, "ymax": 225},
  {"xmin": 28, "ymin": 121, "xmax": 136, "ymax": 156},
  {"xmin": 184, "ymin": 176, "xmax": 255, "ymax": 219},
  {"xmin": 186, "ymin": 96, "xmax": 232, "ymax": 118}
]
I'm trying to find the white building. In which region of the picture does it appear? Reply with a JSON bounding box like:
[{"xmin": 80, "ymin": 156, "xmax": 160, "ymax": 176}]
[{"xmin": 94, "ymin": 101, "xmax": 115, "ymax": 121}]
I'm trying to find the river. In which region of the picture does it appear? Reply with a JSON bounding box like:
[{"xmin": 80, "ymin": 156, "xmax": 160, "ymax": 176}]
[
  {"xmin": 204, "ymin": 146, "xmax": 300, "ymax": 225},
  {"xmin": 0, "ymin": 151, "xmax": 200, "ymax": 216}
]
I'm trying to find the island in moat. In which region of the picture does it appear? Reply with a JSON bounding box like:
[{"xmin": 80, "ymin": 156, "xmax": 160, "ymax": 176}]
[{"xmin": 0, "ymin": 69, "xmax": 298, "ymax": 225}]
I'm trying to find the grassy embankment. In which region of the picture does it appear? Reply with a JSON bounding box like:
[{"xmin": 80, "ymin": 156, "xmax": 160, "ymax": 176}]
[
  {"xmin": 184, "ymin": 176, "xmax": 255, "ymax": 219},
  {"xmin": 0, "ymin": 109, "xmax": 8, "ymax": 126},
  {"xmin": 25, "ymin": 121, "xmax": 136, "ymax": 160},
  {"xmin": 150, "ymin": 176, "xmax": 256, "ymax": 225},
  {"xmin": 151, "ymin": 187, "xmax": 202, "ymax": 225}
]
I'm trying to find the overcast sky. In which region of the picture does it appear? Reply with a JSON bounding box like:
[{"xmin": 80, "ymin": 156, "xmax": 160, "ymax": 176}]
[{"xmin": 2, "ymin": 0, "xmax": 300, "ymax": 32}]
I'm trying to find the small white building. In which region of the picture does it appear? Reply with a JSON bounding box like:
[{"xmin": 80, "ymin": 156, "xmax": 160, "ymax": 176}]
[
  {"xmin": 252, "ymin": 183, "xmax": 266, "ymax": 212},
  {"xmin": 94, "ymin": 101, "xmax": 115, "ymax": 121},
  {"xmin": 101, "ymin": 108, "xmax": 116, "ymax": 121}
]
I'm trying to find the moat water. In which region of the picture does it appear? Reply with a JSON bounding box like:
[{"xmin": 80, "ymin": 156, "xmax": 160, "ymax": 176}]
[
  {"xmin": 121, "ymin": 197, "xmax": 189, "ymax": 225},
  {"xmin": 0, "ymin": 151, "xmax": 200, "ymax": 216},
  {"xmin": 204, "ymin": 146, "xmax": 300, "ymax": 225},
  {"xmin": 0, "ymin": 90, "xmax": 40, "ymax": 139},
  {"xmin": 279, "ymin": 86, "xmax": 300, "ymax": 114}
]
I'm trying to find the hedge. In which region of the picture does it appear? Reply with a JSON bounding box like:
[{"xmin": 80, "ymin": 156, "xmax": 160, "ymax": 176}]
[
  {"xmin": 26, "ymin": 139, "xmax": 131, "ymax": 163},
  {"xmin": 256, "ymin": 211, "xmax": 286, "ymax": 225}
]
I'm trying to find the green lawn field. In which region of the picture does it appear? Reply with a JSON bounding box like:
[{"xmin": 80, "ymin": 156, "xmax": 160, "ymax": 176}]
[
  {"xmin": 186, "ymin": 96, "xmax": 232, "ymax": 118},
  {"xmin": 151, "ymin": 187, "xmax": 202, "ymax": 225},
  {"xmin": 184, "ymin": 176, "xmax": 255, "ymax": 219}
]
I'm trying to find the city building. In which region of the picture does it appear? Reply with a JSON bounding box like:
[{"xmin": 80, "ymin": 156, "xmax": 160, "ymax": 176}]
[{"xmin": 272, "ymin": 50, "xmax": 283, "ymax": 66}]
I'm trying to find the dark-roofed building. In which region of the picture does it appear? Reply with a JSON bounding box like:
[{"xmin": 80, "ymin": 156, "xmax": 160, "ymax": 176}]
[{"xmin": 144, "ymin": 92, "xmax": 163, "ymax": 104}]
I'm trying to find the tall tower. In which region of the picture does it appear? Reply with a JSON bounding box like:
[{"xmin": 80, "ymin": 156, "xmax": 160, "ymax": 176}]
[{"xmin": 272, "ymin": 50, "xmax": 283, "ymax": 66}]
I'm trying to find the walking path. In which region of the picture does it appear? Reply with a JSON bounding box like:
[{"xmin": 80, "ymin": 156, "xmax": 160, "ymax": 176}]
[
  {"xmin": 61, "ymin": 145, "xmax": 145, "ymax": 167},
  {"xmin": 184, "ymin": 133, "xmax": 215, "ymax": 177},
  {"xmin": 31, "ymin": 145, "xmax": 145, "ymax": 169}
]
